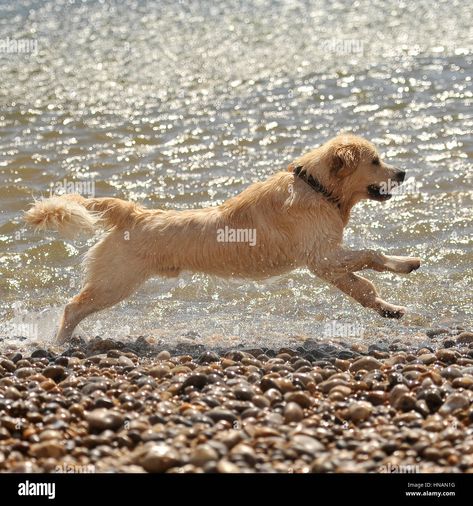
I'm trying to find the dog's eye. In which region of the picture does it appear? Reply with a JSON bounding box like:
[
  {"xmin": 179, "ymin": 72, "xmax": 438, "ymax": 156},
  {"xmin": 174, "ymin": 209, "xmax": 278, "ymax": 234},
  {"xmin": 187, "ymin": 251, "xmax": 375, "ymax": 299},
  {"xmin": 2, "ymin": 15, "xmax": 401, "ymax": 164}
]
[{"xmin": 372, "ymin": 158, "xmax": 380, "ymax": 166}]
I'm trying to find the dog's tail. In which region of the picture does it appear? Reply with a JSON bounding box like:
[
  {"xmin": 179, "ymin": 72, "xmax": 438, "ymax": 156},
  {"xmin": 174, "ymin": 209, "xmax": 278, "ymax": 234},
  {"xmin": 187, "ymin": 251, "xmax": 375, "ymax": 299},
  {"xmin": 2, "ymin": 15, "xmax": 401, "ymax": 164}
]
[{"xmin": 24, "ymin": 194, "xmax": 142, "ymax": 238}]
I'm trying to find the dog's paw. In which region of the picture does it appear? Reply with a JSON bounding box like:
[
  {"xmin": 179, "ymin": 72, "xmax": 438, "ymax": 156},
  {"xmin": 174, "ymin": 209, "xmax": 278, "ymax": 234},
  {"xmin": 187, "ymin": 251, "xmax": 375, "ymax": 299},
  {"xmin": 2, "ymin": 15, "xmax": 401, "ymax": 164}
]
[
  {"xmin": 406, "ymin": 257, "xmax": 421, "ymax": 273},
  {"xmin": 379, "ymin": 305, "xmax": 406, "ymax": 319},
  {"xmin": 385, "ymin": 256, "xmax": 421, "ymax": 274}
]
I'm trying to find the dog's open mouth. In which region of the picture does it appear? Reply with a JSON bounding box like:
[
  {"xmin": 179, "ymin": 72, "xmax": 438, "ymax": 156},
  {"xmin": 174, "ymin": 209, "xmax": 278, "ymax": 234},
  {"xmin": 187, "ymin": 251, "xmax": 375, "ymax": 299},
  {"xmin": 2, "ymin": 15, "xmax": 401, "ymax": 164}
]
[{"xmin": 367, "ymin": 184, "xmax": 392, "ymax": 201}]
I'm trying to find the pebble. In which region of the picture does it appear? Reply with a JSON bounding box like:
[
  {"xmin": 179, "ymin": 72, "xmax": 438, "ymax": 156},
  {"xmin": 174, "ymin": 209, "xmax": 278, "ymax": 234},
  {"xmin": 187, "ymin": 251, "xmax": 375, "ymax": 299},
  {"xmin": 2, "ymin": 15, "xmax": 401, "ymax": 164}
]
[
  {"xmin": 82, "ymin": 382, "xmax": 108, "ymax": 395},
  {"xmin": 284, "ymin": 402, "xmax": 304, "ymax": 423},
  {"xmin": 284, "ymin": 391, "xmax": 312, "ymax": 408},
  {"xmin": 5, "ymin": 387, "xmax": 22, "ymax": 400},
  {"xmin": 15, "ymin": 367, "xmax": 36, "ymax": 378},
  {"xmin": 230, "ymin": 443, "xmax": 257, "ymax": 464},
  {"xmin": 366, "ymin": 390, "xmax": 386, "ymax": 406},
  {"xmin": 198, "ymin": 351, "xmax": 220, "ymax": 364},
  {"xmin": 182, "ymin": 373, "xmax": 208, "ymax": 389},
  {"xmin": 349, "ymin": 357, "xmax": 382, "ymax": 373},
  {"xmin": 423, "ymin": 390, "xmax": 443, "ymax": 412},
  {"xmin": 389, "ymin": 384, "xmax": 409, "ymax": 405},
  {"xmin": 38, "ymin": 430, "xmax": 63, "ymax": 441},
  {"xmin": 438, "ymin": 393, "xmax": 469, "ymax": 415},
  {"xmin": 217, "ymin": 460, "xmax": 240, "ymax": 473},
  {"xmin": 426, "ymin": 328, "xmax": 449, "ymax": 339},
  {"xmin": 207, "ymin": 409, "xmax": 237, "ymax": 424},
  {"xmin": 0, "ymin": 359, "xmax": 16, "ymax": 372},
  {"xmin": 118, "ymin": 356, "xmax": 135, "ymax": 368},
  {"xmin": 0, "ymin": 330, "xmax": 472, "ymax": 473},
  {"xmin": 393, "ymin": 393, "xmax": 416, "ymax": 412},
  {"xmin": 441, "ymin": 366, "xmax": 463, "ymax": 379},
  {"xmin": 138, "ymin": 444, "xmax": 181, "ymax": 472},
  {"xmin": 318, "ymin": 378, "xmax": 350, "ymax": 394},
  {"xmin": 85, "ymin": 409, "xmax": 125, "ymax": 431},
  {"xmin": 457, "ymin": 332, "xmax": 473, "ymax": 345},
  {"xmin": 233, "ymin": 385, "xmax": 256, "ymax": 401},
  {"xmin": 190, "ymin": 444, "xmax": 219, "ymax": 467},
  {"xmin": 30, "ymin": 441, "xmax": 65, "ymax": 459},
  {"xmin": 30, "ymin": 349, "xmax": 52, "ymax": 359},
  {"xmin": 347, "ymin": 401, "xmax": 373, "ymax": 422},
  {"xmin": 418, "ymin": 353, "xmax": 436, "ymax": 365},
  {"xmin": 436, "ymin": 349, "xmax": 457, "ymax": 363},
  {"xmin": 156, "ymin": 350, "xmax": 171, "ymax": 360},
  {"xmin": 291, "ymin": 435, "xmax": 324, "ymax": 455},
  {"xmin": 43, "ymin": 365, "xmax": 66, "ymax": 382},
  {"xmin": 264, "ymin": 388, "xmax": 283, "ymax": 404},
  {"xmin": 329, "ymin": 385, "xmax": 352, "ymax": 399},
  {"xmin": 148, "ymin": 366, "xmax": 170, "ymax": 378},
  {"xmin": 251, "ymin": 395, "xmax": 270, "ymax": 408},
  {"xmin": 452, "ymin": 376, "xmax": 473, "ymax": 389}
]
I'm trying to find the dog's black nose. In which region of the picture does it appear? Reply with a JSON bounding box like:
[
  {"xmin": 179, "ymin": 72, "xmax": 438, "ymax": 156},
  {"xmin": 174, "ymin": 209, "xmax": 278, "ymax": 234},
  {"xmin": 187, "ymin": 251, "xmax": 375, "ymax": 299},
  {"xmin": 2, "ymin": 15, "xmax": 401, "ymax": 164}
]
[{"xmin": 396, "ymin": 170, "xmax": 406, "ymax": 182}]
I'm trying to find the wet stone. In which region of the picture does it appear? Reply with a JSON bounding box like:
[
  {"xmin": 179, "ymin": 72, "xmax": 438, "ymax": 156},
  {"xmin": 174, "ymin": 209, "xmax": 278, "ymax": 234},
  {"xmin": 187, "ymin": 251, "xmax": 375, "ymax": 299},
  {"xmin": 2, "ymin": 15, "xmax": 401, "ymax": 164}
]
[
  {"xmin": 43, "ymin": 365, "xmax": 67, "ymax": 382},
  {"xmin": 15, "ymin": 367, "xmax": 36, "ymax": 378},
  {"xmin": 190, "ymin": 444, "xmax": 219, "ymax": 467},
  {"xmin": 82, "ymin": 382, "xmax": 109, "ymax": 395},
  {"xmin": 30, "ymin": 441, "xmax": 65, "ymax": 459},
  {"xmin": 349, "ymin": 357, "xmax": 382, "ymax": 373},
  {"xmin": 438, "ymin": 393, "xmax": 469, "ymax": 415},
  {"xmin": 85, "ymin": 409, "xmax": 125, "ymax": 432},
  {"xmin": 284, "ymin": 391, "xmax": 312, "ymax": 408},
  {"xmin": 291, "ymin": 435, "xmax": 324, "ymax": 456},
  {"xmin": 198, "ymin": 351, "xmax": 220, "ymax": 364},
  {"xmin": 207, "ymin": 409, "xmax": 238, "ymax": 424},
  {"xmin": 347, "ymin": 401, "xmax": 373, "ymax": 422},
  {"xmin": 182, "ymin": 374, "xmax": 208, "ymax": 390},
  {"xmin": 30, "ymin": 349, "xmax": 53, "ymax": 359},
  {"xmin": 456, "ymin": 332, "xmax": 473, "ymax": 344},
  {"xmin": 284, "ymin": 402, "xmax": 304, "ymax": 423},
  {"xmin": 138, "ymin": 444, "xmax": 182, "ymax": 473},
  {"xmin": 393, "ymin": 393, "xmax": 416, "ymax": 412}
]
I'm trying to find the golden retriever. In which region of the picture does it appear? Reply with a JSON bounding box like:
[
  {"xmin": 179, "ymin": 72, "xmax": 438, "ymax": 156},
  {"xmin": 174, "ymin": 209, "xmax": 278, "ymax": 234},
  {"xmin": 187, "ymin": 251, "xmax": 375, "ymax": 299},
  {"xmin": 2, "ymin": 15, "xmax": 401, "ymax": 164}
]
[{"xmin": 25, "ymin": 134, "xmax": 421, "ymax": 343}]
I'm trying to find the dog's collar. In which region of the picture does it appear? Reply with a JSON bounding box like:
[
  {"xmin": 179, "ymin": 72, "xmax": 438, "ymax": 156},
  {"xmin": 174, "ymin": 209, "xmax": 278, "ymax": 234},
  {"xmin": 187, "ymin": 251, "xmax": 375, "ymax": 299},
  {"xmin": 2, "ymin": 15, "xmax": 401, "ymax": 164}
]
[{"xmin": 293, "ymin": 166, "xmax": 341, "ymax": 208}]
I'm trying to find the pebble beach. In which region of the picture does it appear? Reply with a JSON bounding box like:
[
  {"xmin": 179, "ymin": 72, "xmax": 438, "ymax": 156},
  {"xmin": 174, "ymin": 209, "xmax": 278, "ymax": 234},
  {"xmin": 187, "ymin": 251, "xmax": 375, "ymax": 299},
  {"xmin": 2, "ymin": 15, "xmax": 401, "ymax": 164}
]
[{"xmin": 1, "ymin": 328, "xmax": 473, "ymax": 473}]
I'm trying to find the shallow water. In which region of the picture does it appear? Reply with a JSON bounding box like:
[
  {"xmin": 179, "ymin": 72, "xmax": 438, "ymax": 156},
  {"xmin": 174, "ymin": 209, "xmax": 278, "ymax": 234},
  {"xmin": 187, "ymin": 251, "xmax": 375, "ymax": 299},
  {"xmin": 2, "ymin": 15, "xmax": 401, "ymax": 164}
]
[{"xmin": 0, "ymin": 0, "xmax": 472, "ymax": 351}]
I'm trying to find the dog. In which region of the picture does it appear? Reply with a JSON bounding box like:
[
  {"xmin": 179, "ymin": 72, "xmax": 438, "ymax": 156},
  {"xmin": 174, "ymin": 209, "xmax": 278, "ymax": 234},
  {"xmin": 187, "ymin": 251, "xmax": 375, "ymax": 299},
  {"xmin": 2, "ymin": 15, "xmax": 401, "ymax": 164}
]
[{"xmin": 25, "ymin": 134, "xmax": 421, "ymax": 343}]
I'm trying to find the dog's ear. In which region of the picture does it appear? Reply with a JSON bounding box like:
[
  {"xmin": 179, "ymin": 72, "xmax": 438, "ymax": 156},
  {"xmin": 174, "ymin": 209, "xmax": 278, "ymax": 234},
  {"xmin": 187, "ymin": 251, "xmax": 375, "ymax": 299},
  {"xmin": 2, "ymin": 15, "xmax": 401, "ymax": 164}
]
[{"xmin": 330, "ymin": 143, "xmax": 361, "ymax": 177}]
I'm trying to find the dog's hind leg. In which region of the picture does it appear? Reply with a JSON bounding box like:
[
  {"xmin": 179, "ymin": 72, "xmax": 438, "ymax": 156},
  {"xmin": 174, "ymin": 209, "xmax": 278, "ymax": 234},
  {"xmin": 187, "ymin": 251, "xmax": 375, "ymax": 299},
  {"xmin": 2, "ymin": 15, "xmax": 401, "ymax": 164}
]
[
  {"xmin": 56, "ymin": 273, "xmax": 148, "ymax": 344},
  {"xmin": 56, "ymin": 234, "xmax": 150, "ymax": 344}
]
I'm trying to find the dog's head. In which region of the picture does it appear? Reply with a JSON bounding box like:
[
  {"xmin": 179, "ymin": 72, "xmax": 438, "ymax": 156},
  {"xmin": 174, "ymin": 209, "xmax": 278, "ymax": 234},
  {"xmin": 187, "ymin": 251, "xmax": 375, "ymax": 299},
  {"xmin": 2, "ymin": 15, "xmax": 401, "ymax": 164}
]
[{"xmin": 289, "ymin": 134, "xmax": 406, "ymax": 205}]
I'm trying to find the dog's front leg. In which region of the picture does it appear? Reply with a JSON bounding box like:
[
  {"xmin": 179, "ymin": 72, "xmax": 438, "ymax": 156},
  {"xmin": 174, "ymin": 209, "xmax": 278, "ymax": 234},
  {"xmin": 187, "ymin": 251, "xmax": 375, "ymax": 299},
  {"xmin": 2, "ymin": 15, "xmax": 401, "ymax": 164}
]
[
  {"xmin": 329, "ymin": 272, "xmax": 406, "ymax": 318},
  {"xmin": 309, "ymin": 261, "xmax": 406, "ymax": 318},
  {"xmin": 380, "ymin": 254, "xmax": 421, "ymax": 274},
  {"xmin": 318, "ymin": 248, "xmax": 420, "ymax": 274}
]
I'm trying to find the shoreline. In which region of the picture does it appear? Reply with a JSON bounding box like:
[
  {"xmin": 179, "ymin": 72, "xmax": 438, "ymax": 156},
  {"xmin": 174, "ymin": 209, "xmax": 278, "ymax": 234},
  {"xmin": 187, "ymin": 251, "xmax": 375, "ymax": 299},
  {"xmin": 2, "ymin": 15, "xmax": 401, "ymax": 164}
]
[{"xmin": 0, "ymin": 328, "xmax": 472, "ymax": 473}]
